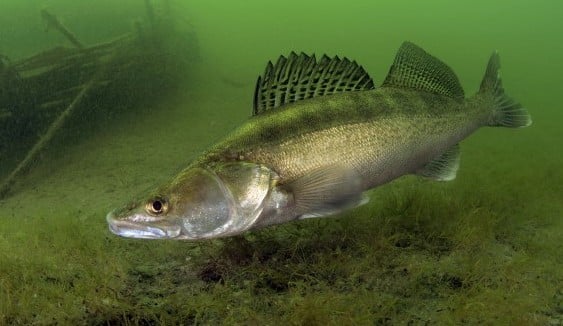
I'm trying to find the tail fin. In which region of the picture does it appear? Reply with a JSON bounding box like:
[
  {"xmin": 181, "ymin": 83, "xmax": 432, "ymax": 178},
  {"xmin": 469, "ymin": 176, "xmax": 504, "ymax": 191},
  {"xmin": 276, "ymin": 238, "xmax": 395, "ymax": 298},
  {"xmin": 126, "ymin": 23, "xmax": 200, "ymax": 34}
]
[{"xmin": 479, "ymin": 51, "xmax": 532, "ymax": 128}]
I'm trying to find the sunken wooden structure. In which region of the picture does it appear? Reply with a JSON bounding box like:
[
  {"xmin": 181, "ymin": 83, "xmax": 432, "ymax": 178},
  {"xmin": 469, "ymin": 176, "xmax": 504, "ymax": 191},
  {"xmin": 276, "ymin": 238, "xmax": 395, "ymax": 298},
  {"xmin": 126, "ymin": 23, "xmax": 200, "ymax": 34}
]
[{"xmin": 0, "ymin": 1, "xmax": 198, "ymax": 198}]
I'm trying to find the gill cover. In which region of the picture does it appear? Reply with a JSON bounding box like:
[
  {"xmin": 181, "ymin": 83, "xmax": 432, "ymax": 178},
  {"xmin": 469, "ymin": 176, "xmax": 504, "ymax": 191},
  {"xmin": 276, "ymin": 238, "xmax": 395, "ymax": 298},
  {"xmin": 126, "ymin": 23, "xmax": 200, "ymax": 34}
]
[{"xmin": 175, "ymin": 162, "xmax": 273, "ymax": 239}]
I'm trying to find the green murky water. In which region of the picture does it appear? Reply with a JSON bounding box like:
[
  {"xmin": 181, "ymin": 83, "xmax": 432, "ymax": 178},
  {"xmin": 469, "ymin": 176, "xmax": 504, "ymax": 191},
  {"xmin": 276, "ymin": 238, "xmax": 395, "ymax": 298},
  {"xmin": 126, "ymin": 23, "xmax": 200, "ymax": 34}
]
[{"xmin": 0, "ymin": 0, "xmax": 561, "ymax": 324}]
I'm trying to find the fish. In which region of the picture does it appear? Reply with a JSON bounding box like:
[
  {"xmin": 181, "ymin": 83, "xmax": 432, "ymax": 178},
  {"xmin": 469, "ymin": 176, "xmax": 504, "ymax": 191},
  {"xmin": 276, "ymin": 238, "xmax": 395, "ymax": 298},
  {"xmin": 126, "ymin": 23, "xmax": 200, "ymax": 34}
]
[{"xmin": 106, "ymin": 41, "xmax": 531, "ymax": 240}]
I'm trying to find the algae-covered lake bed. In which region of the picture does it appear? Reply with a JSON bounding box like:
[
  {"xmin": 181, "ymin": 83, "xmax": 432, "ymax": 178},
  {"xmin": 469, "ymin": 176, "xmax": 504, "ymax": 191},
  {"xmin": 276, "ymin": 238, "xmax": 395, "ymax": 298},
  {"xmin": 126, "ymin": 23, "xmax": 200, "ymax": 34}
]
[{"xmin": 1, "ymin": 0, "xmax": 562, "ymax": 324}]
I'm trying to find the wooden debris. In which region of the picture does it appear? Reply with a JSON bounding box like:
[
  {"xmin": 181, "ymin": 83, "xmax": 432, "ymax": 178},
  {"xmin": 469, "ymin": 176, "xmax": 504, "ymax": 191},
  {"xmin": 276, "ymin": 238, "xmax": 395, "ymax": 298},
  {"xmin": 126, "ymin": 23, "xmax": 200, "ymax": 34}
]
[
  {"xmin": 0, "ymin": 78, "xmax": 98, "ymax": 198},
  {"xmin": 0, "ymin": 1, "xmax": 197, "ymax": 199},
  {"xmin": 41, "ymin": 9, "xmax": 84, "ymax": 50}
]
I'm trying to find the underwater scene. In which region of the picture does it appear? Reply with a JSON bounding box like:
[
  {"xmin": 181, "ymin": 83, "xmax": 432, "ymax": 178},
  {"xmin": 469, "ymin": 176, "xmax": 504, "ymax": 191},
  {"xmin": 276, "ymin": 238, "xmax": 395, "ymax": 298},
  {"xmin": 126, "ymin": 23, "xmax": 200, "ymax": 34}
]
[{"xmin": 0, "ymin": 0, "xmax": 561, "ymax": 324}]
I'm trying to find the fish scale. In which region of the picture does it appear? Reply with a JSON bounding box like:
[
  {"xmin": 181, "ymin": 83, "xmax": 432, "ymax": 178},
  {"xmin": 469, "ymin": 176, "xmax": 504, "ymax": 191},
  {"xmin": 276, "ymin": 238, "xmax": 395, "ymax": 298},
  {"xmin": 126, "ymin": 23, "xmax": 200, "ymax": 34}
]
[{"xmin": 229, "ymin": 89, "xmax": 478, "ymax": 187}]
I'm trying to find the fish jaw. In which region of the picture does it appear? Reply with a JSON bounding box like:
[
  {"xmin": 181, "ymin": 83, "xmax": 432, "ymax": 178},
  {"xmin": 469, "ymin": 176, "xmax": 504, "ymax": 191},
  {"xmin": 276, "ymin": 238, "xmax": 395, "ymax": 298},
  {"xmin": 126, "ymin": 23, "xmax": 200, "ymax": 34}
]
[{"xmin": 106, "ymin": 209, "xmax": 182, "ymax": 239}]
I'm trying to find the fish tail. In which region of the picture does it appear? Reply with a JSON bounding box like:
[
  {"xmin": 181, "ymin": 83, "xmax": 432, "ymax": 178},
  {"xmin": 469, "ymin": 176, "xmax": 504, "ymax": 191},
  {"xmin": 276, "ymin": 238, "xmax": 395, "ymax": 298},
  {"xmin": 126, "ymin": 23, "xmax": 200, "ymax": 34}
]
[{"xmin": 478, "ymin": 51, "xmax": 532, "ymax": 128}]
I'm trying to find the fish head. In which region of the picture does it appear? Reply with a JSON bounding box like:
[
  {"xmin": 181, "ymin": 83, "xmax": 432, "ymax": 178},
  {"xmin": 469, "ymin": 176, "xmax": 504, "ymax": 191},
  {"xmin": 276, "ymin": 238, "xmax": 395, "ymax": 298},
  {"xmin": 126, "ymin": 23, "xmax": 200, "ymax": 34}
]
[{"xmin": 107, "ymin": 162, "xmax": 276, "ymax": 240}]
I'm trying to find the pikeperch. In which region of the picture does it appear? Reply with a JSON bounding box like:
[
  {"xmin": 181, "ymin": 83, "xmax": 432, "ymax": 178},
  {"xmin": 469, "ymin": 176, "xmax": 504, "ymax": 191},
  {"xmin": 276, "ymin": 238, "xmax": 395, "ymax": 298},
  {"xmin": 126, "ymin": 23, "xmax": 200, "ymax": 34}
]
[{"xmin": 107, "ymin": 42, "xmax": 531, "ymax": 240}]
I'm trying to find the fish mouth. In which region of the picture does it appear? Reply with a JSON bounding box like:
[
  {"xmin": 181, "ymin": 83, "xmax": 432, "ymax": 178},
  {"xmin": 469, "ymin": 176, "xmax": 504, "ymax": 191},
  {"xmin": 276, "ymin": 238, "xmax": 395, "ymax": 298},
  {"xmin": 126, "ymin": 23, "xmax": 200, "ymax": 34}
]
[{"xmin": 106, "ymin": 211, "xmax": 181, "ymax": 239}]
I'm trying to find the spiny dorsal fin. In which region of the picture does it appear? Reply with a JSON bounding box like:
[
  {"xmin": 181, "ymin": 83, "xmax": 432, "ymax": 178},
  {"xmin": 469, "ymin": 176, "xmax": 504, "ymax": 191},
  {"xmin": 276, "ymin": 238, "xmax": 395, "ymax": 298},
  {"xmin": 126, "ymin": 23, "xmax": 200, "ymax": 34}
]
[
  {"xmin": 253, "ymin": 52, "xmax": 375, "ymax": 115},
  {"xmin": 382, "ymin": 42, "xmax": 464, "ymax": 100}
]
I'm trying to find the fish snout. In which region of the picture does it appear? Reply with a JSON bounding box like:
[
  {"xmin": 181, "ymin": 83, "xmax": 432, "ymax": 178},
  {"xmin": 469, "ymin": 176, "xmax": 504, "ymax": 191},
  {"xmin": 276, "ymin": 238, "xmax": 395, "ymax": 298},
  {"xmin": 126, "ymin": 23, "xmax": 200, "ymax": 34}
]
[{"xmin": 106, "ymin": 210, "xmax": 182, "ymax": 239}]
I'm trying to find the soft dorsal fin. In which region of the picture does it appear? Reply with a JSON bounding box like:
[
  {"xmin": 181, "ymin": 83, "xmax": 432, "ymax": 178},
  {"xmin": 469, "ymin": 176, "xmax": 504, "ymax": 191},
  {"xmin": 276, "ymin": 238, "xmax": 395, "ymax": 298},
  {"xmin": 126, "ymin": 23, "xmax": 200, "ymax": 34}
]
[
  {"xmin": 253, "ymin": 52, "xmax": 375, "ymax": 115},
  {"xmin": 382, "ymin": 42, "xmax": 465, "ymax": 100}
]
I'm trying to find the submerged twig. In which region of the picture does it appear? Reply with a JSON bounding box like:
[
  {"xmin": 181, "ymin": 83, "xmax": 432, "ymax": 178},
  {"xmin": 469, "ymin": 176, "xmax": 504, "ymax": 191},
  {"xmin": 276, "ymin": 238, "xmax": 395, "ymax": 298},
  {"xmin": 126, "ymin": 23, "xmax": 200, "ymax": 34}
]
[
  {"xmin": 0, "ymin": 109, "xmax": 11, "ymax": 120},
  {"xmin": 41, "ymin": 9, "xmax": 84, "ymax": 50},
  {"xmin": 0, "ymin": 55, "xmax": 7, "ymax": 71},
  {"xmin": 144, "ymin": 0, "xmax": 157, "ymax": 30}
]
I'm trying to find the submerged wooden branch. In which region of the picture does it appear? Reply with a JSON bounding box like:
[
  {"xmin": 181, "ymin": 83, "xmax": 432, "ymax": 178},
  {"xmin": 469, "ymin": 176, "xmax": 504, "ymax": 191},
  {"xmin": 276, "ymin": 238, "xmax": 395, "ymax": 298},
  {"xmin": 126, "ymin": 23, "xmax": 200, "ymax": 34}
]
[
  {"xmin": 12, "ymin": 35, "xmax": 131, "ymax": 75},
  {"xmin": 0, "ymin": 80, "xmax": 96, "ymax": 199},
  {"xmin": 0, "ymin": 45, "xmax": 119, "ymax": 199},
  {"xmin": 0, "ymin": 109, "xmax": 11, "ymax": 121},
  {"xmin": 144, "ymin": 0, "xmax": 157, "ymax": 30},
  {"xmin": 41, "ymin": 9, "xmax": 84, "ymax": 50}
]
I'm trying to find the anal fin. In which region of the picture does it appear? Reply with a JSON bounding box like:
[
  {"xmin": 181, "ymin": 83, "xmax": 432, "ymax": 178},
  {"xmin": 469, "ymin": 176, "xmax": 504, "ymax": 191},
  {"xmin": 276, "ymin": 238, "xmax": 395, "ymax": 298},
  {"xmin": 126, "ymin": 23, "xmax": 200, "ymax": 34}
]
[{"xmin": 416, "ymin": 144, "xmax": 461, "ymax": 181}]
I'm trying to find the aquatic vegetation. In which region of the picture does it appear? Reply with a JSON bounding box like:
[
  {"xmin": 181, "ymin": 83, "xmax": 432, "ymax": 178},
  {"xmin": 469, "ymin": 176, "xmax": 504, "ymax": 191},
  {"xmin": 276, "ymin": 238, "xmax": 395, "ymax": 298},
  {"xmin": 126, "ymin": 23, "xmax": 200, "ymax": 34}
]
[{"xmin": 0, "ymin": 157, "xmax": 560, "ymax": 324}]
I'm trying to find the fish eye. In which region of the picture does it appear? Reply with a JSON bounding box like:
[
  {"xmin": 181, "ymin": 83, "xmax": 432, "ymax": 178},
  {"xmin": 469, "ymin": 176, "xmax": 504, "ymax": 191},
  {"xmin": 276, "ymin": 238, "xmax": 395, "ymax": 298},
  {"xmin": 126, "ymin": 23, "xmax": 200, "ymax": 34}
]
[{"xmin": 145, "ymin": 197, "xmax": 168, "ymax": 215}]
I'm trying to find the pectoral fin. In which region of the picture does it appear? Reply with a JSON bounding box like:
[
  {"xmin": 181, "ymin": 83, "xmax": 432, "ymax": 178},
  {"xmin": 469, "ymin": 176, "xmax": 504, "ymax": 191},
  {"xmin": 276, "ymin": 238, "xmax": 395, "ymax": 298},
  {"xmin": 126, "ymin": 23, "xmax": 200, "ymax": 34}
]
[{"xmin": 286, "ymin": 166, "xmax": 367, "ymax": 218}]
